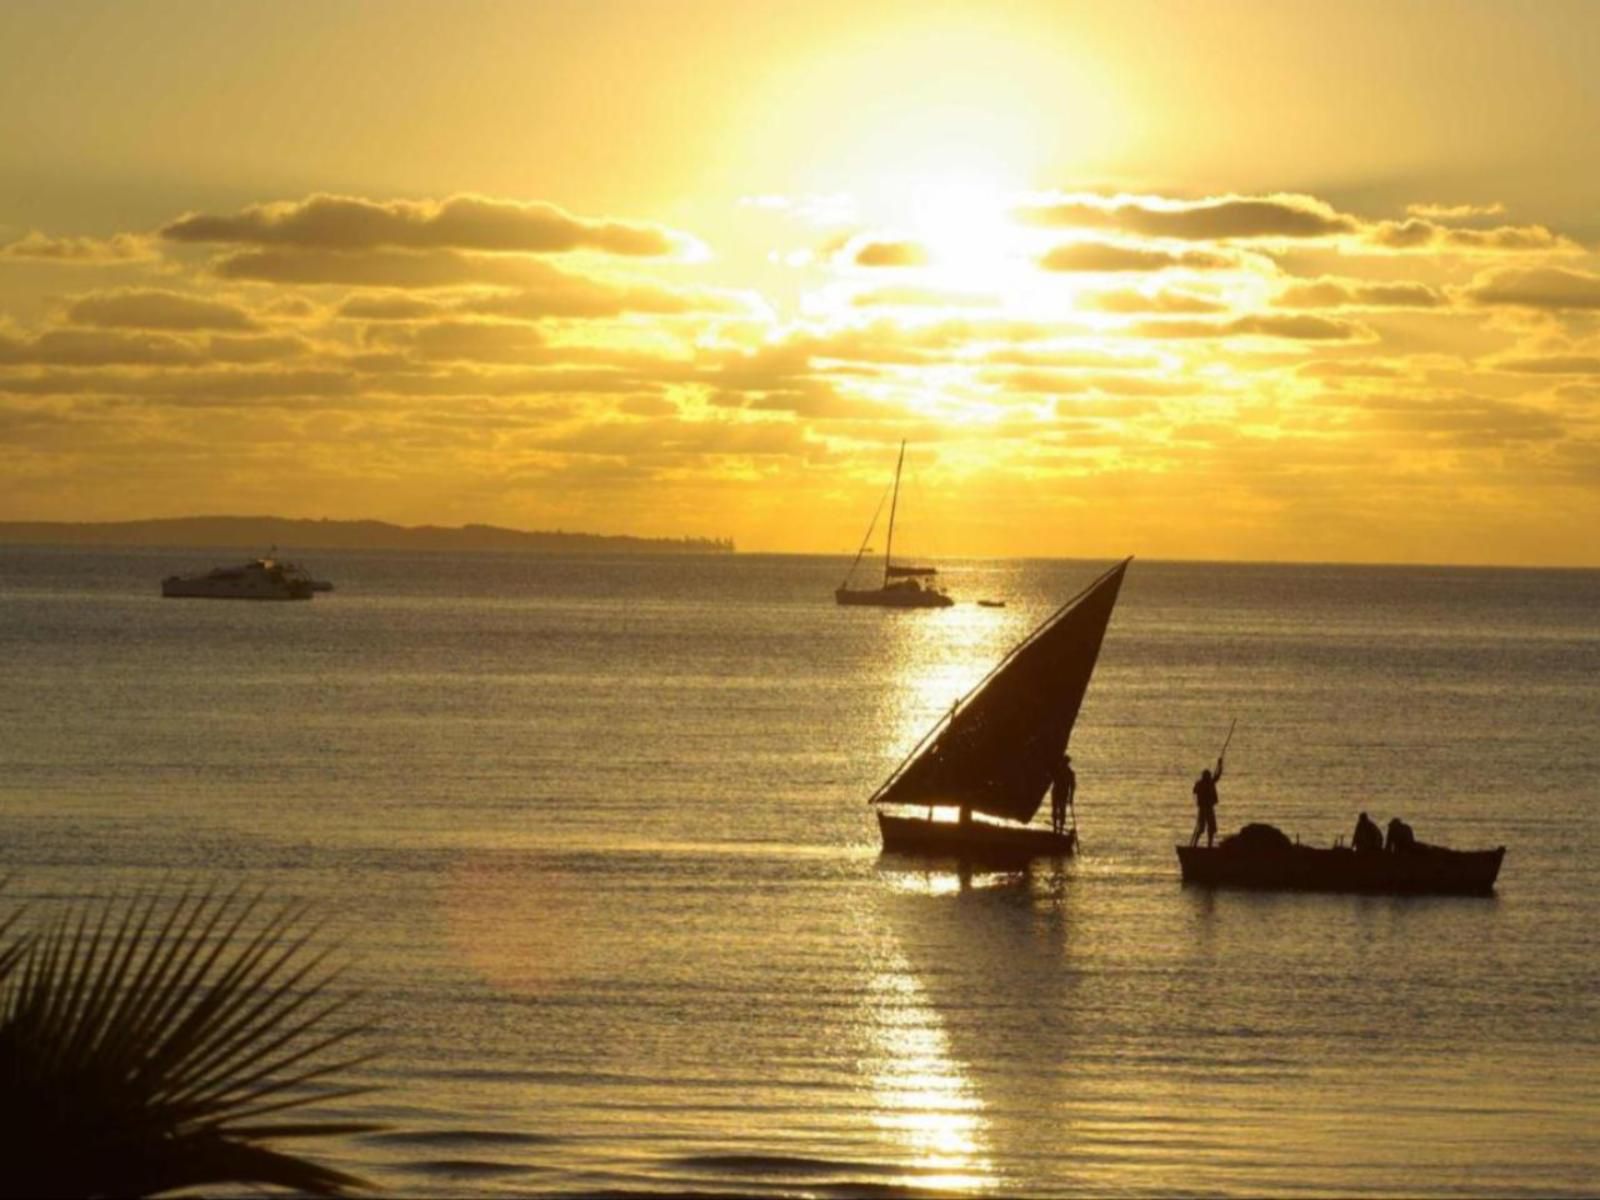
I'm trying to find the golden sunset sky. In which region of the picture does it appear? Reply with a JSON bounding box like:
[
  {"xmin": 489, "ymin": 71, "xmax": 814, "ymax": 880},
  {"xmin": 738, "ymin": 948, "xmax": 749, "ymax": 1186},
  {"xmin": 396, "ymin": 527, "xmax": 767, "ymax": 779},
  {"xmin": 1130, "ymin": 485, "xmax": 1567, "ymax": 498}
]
[{"xmin": 3, "ymin": 0, "xmax": 1599, "ymax": 563}]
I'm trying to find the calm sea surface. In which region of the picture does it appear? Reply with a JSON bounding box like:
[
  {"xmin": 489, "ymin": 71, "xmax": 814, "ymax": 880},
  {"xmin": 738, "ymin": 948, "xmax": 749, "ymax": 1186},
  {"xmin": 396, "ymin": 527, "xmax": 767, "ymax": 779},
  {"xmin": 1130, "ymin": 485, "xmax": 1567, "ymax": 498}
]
[{"xmin": 2, "ymin": 548, "xmax": 1597, "ymax": 1197}]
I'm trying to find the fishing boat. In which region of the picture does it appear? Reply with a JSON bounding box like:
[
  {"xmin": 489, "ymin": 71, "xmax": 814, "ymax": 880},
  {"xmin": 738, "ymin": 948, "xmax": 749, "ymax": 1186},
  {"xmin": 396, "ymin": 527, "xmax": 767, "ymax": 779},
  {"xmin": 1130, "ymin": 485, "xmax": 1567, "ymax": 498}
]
[
  {"xmin": 836, "ymin": 442, "xmax": 952, "ymax": 608},
  {"xmin": 1176, "ymin": 824, "xmax": 1505, "ymax": 895},
  {"xmin": 869, "ymin": 557, "xmax": 1131, "ymax": 866}
]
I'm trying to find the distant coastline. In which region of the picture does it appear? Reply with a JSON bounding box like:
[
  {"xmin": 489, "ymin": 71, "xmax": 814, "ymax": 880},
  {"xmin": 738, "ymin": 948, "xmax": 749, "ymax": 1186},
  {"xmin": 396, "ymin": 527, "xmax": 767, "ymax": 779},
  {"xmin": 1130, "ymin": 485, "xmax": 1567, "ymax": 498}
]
[{"xmin": 0, "ymin": 516, "xmax": 734, "ymax": 555}]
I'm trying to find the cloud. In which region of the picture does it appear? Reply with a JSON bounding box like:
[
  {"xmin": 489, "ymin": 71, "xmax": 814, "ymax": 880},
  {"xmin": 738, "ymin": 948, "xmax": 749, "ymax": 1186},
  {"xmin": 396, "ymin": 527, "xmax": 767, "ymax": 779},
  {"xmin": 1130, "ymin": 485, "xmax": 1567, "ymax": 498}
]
[
  {"xmin": 1085, "ymin": 288, "xmax": 1226, "ymax": 314},
  {"xmin": 370, "ymin": 366, "xmax": 670, "ymax": 397},
  {"xmin": 1039, "ymin": 242, "xmax": 1231, "ymax": 273},
  {"xmin": 0, "ymin": 366, "xmax": 357, "ymax": 400},
  {"xmin": 535, "ymin": 415, "xmax": 810, "ymax": 459},
  {"xmin": 701, "ymin": 319, "xmax": 1075, "ymax": 388},
  {"xmin": 1017, "ymin": 192, "xmax": 1357, "ymax": 240},
  {"xmin": 333, "ymin": 274, "xmax": 739, "ymax": 322},
  {"xmin": 976, "ymin": 346, "xmax": 1161, "ymax": 370},
  {"xmin": 205, "ymin": 334, "xmax": 312, "ymax": 364},
  {"xmin": 852, "ymin": 240, "xmax": 929, "ymax": 268},
  {"xmin": 851, "ymin": 285, "xmax": 999, "ymax": 309},
  {"xmin": 997, "ymin": 368, "xmax": 1189, "ymax": 397},
  {"xmin": 0, "ymin": 329, "xmax": 202, "ymax": 367},
  {"xmin": 1131, "ymin": 314, "xmax": 1364, "ymax": 341},
  {"xmin": 1014, "ymin": 191, "xmax": 1578, "ymax": 257},
  {"xmin": 259, "ymin": 294, "xmax": 320, "ymax": 320},
  {"xmin": 63, "ymin": 288, "xmax": 262, "ymax": 331},
  {"xmin": 458, "ymin": 281, "xmax": 740, "ymax": 320},
  {"xmin": 1366, "ymin": 219, "xmax": 1577, "ymax": 253},
  {"xmin": 162, "ymin": 193, "xmax": 686, "ymax": 257},
  {"xmin": 742, "ymin": 385, "xmax": 899, "ymax": 420},
  {"xmin": 1463, "ymin": 267, "xmax": 1600, "ymax": 310},
  {"xmin": 1405, "ymin": 202, "xmax": 1506, "ymax": 220},
  {"xmin": 1493, "ymin": 355, "xmax": 1600, "ymax": 375},
  {"xmin": 0, "ymin": 231, "xmax": 155, "ymax": 264},
  {"xmin": 336, "ymin": 295, "xmax": 444, "ymax": 321},
  {"xmin": 1342, "ymin": 392, "xmax": 1565, "ymax": 446},
  {"xmin": 1275, "ymin": 277, "xmax": 1446, "ymax": 309},
  {"xmin": 615, "ymin": 395, "xmax": 679, "ymax": 418},
  {"xmin": 210, "ymin": 247, "xmax": 575, "ymax": 288},
  {"xmin": 1297, "ymin": 360, "xmax": 1404, "ymax": 379},
  {"xmin": 365, "ymin": 320, "xmax": 547, "ymax": 364}
]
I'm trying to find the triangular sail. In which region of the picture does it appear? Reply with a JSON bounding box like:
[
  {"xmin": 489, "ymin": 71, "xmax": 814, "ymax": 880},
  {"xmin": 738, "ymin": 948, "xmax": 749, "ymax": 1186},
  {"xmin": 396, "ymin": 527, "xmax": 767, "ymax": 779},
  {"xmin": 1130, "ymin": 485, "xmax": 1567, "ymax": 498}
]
[{"xmin": 869, "ymin": 558, "xmax": 1129, "ymax": 824}]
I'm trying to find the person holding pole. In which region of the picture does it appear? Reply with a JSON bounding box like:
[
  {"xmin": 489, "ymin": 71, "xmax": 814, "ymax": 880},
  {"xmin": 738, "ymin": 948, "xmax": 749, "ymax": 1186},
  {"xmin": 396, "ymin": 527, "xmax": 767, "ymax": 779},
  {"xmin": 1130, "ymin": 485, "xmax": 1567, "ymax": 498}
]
[{"xmin": 1190, "ymin": 720, "xmax": 1234, "ymax": 848}]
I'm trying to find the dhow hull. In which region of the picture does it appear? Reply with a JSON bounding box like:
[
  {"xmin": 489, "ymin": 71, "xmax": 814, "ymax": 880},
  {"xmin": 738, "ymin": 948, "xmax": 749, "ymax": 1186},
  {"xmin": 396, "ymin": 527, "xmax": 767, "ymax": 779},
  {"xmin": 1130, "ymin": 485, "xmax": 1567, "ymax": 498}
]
[{"xmin": 877, "ymin": 811, "xmax": 1075, "ymax": 867}]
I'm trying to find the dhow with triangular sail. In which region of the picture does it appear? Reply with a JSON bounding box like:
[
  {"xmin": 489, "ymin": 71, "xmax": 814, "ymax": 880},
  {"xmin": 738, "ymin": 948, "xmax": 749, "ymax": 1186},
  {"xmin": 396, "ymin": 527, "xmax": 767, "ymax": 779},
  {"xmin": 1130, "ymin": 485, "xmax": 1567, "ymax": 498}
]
[{"xmin": 870, "ymin": 558, "xmax": 1130, "ymax": 864}]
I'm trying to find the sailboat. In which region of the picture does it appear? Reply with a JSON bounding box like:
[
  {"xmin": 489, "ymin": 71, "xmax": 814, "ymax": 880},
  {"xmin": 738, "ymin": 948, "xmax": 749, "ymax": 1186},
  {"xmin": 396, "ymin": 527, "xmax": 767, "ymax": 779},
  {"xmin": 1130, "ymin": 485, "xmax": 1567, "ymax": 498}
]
[
  {"xmin": 835, "ymin": 441, "xmax": 953, "ymax": 608},
  {"xmin": 869, "ymin": 557, "xmax": 1131, "ymax": 865}
]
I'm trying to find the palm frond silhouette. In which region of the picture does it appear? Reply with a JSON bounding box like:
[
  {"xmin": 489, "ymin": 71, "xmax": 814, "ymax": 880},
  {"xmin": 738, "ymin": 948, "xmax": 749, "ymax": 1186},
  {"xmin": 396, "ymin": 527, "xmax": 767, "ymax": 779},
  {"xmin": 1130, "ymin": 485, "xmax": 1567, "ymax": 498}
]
[{"xmin": 0, "ymin": 886, "xmax": 376, "ymax": 1197}]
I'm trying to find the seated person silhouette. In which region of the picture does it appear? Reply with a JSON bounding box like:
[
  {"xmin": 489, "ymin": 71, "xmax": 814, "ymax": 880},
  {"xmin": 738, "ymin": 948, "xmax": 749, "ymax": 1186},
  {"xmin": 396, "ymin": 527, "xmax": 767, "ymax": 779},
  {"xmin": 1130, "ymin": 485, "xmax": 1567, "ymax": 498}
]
[
  {"xmin": 1385, "ymin": 817, "xmax": 1417, "ymax": 853},
  {"xmin": 1352, "ymin": 811, "xmax": 1384, "ymax": 854}
]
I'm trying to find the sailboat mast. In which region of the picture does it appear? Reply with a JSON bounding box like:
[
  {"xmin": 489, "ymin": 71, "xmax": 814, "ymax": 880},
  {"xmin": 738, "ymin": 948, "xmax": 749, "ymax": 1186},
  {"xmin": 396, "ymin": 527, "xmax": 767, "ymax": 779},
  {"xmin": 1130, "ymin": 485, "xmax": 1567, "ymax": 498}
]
[{"xmin": 883, "ymin": 440, "xmax": 906, "ymax": 586}]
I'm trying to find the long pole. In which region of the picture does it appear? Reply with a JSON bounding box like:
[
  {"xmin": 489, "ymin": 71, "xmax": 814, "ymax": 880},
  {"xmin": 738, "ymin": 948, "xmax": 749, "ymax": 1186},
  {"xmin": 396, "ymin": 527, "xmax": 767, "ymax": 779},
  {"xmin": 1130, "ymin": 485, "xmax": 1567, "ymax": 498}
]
[
  {"xmin": 1218, "ymin": 718, "xmax": 1237, "ymax": 762},
  {"xmin": 882, "ymin": 440, "xmax": 905, "ymax": 587}
]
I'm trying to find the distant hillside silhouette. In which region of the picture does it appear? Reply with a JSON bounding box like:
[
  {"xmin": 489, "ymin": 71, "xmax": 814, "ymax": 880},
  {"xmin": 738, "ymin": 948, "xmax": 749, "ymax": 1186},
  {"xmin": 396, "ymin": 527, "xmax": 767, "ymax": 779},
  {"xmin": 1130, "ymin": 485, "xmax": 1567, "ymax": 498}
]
[{"xmin": 0, "ymin": 516, "xmax": 734, "ymax": 554}]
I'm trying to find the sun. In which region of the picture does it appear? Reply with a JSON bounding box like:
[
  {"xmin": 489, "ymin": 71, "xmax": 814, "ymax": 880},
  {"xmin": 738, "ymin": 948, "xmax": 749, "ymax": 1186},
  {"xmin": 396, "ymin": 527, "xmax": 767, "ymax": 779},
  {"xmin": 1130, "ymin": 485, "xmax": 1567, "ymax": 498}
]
[{"xmin": 903, "ymin": 175, "xmax": 1014, "ymax": 274}]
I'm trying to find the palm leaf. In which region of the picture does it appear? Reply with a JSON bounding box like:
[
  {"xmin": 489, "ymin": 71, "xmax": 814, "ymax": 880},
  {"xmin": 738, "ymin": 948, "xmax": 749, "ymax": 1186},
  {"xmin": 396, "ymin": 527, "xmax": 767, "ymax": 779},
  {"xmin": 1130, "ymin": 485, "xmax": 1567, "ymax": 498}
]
[{"xmin": 0, "ymin": 887, "xmax": 378, "ymax": 1197}]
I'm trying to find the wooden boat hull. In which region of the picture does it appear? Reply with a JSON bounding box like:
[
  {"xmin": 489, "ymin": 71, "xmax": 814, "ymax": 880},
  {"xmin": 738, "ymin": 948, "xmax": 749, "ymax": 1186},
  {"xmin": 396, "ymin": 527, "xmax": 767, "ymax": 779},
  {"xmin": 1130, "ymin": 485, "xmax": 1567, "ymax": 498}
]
[
  {"xmin": 1176, "ymin": 843, "xmax": 1505, "ymax": 896},
  {"xmin": 878, "ymin": 811, "xmax": 1075, "ymax": 867},
  {"xmin": 837, "ymin": 585, "xmax": 954, "ymax": 608}
]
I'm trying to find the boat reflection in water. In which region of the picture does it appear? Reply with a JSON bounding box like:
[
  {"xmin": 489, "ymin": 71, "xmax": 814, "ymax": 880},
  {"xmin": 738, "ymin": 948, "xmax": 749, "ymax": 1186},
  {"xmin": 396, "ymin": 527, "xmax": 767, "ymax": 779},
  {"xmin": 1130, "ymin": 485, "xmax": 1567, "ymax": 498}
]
[
  {"xmin": 865, "ymin": 863, "xmax": 1078, "ymax": 1194},
  {"xmin": 861, "ymin": 922, "xmax": 993, "ymax": 1192}
]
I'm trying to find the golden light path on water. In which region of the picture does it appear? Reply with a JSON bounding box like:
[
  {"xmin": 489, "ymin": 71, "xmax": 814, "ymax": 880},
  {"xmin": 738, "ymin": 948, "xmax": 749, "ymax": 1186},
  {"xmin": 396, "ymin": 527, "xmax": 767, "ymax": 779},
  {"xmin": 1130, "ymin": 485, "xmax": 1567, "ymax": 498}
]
[
  {"xmin": 862, "ymin": 907, "xmax": 992, "ymax": 1192},
  {"xmin": 873, "ymin": 599, "xmax": 1035, "ymax": 821}
]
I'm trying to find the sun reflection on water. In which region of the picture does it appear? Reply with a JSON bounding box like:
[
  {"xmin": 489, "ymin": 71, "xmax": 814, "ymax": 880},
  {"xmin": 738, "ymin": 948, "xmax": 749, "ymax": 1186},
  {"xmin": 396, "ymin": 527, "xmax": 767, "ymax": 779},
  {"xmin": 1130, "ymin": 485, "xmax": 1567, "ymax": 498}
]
[
  {"xmin": 863, "ymin": 943, "xmax": 993, "ymax": 1192},
  {"xmin": 871, "ymin": 606, "xmax": 1027, "ymax": 779}
]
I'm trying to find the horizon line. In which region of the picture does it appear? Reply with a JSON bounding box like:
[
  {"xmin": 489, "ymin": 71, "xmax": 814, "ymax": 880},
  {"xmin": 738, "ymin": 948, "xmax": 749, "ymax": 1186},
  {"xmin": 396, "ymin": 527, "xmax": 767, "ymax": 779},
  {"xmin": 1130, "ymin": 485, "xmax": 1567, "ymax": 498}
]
[{"xmin": 2, "ymin": 514, "xmax": 1597, "ymax": 572}]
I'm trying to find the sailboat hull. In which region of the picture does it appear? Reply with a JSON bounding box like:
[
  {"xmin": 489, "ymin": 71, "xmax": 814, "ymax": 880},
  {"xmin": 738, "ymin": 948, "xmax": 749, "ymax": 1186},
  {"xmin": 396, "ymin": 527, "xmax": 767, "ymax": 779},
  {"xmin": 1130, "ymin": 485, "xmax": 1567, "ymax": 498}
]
[
  {"xmin": 877, "ymin": 811, "xmax": 1076, "ymax": 866},
  {"xmin": 836, "ymin": 585, "xmax": 954, "ymax": 608}
]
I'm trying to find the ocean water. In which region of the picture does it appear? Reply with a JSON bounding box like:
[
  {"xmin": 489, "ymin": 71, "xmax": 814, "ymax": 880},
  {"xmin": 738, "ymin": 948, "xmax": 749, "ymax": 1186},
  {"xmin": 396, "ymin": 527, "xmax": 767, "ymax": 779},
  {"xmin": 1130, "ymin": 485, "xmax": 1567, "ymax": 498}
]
[{"xmin": 1, "ymin": 547, "xmax": 1596, "ymax": 1197}]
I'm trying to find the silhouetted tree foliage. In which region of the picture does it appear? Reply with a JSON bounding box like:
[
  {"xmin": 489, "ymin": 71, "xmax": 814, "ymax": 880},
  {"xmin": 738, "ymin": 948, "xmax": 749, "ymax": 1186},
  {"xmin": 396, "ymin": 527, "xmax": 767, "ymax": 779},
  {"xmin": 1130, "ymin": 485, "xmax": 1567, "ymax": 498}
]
[{"xmin": 0, "ymin": 886, "xmax": 375, "ymax": 1197}]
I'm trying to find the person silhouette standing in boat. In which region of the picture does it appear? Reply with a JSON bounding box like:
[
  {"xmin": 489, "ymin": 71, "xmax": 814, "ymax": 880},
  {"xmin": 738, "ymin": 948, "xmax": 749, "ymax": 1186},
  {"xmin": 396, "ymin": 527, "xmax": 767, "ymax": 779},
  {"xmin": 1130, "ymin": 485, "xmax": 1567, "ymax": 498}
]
[
  {"xmin": 1190, "ymin": 755, "xmax": 1224, "ymax": 848},
  {"xmin": 1051, "ymin": 754, "xmax": 1077, "ymax": 837}
]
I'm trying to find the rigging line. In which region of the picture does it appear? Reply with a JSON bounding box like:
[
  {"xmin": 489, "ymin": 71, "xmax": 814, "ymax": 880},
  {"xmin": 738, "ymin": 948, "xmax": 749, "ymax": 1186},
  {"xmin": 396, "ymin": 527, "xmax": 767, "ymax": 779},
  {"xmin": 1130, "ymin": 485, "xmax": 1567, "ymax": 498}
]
[
  {"xmin": 840, "ymin": 480, "xmax": 894, "ymax": 588},
  {"xmin": 867, "ymin": 556, "xmax": 1132, "ymax": 805},
  {"xmin": 882, "ymin": 440, "xmax": 906, "ymax": 586}
]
